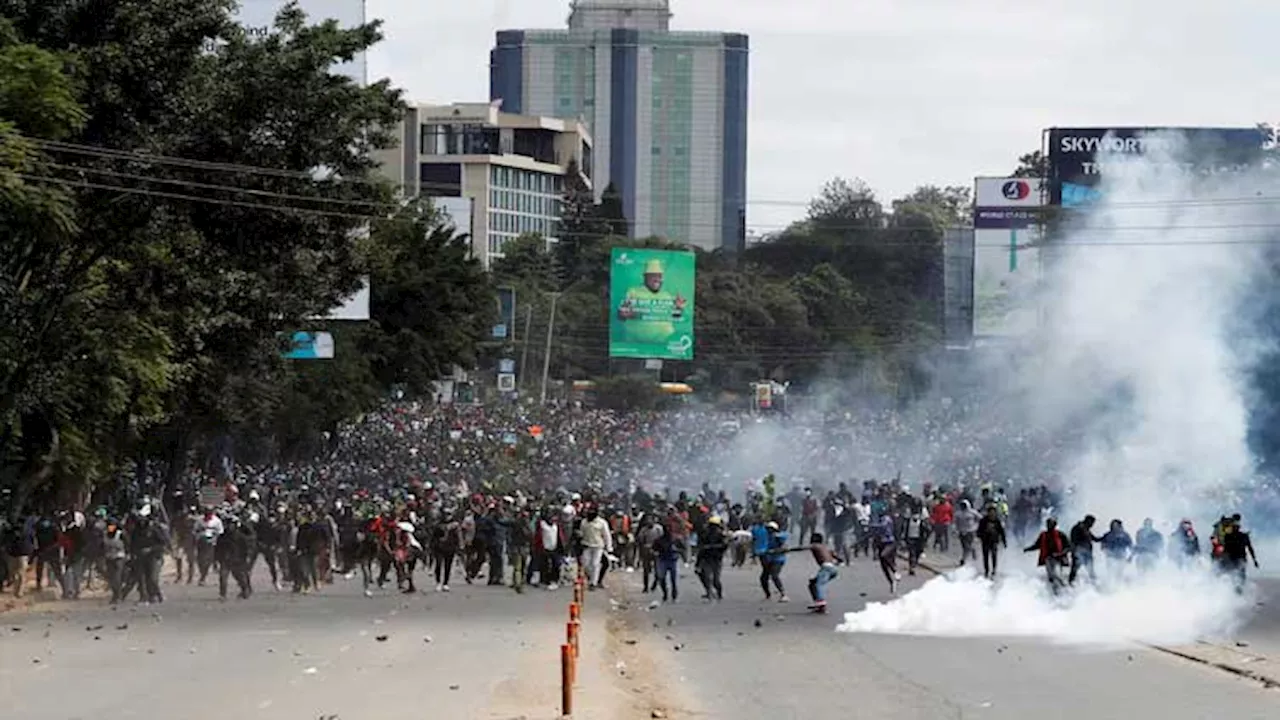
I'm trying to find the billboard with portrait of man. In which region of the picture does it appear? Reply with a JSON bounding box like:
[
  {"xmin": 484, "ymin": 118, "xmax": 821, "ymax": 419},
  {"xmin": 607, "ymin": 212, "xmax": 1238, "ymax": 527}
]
[{"xmin": 609, "ymin": 248, "xmax": 696, "ymax": 360}]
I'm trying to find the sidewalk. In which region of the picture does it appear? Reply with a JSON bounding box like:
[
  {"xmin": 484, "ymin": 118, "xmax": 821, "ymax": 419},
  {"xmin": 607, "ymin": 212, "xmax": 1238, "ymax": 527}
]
[{"xmin": 1157, "ymin": 578, "xmax": 1280, "ymax": 689}]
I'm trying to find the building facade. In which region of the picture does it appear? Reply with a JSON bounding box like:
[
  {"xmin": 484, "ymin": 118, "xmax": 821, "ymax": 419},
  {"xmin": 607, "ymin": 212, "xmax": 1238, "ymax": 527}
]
[
  {"xmin": 376, "ymin": 101, "xmax": 593, "ymax": 268},
  {"xmin": 489, "ymin": 0, "xmax": 748, "ymax": 252}
]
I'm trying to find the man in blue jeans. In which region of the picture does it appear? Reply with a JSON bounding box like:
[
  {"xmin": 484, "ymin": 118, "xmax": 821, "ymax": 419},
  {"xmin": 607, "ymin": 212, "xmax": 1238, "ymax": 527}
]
[
  {"xmin": 652, "ymin": 524, "xmax": 683, "ymax": 603},
  {"xmin": 805, "ymin": 533, "xmax": 839, "ymax": 612}
]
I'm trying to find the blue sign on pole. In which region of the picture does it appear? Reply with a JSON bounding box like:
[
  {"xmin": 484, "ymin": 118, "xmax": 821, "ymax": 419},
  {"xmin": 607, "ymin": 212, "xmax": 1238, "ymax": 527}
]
[{"xmin": 284, "ymin": 331, "xmax": 334, "ymax": 360}]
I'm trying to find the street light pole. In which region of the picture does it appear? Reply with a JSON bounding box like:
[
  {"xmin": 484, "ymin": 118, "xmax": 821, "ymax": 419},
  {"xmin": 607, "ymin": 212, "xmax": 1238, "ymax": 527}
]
[{"xmin": 539, "ymin": 292, "xmax": 561, "ymax": 404}]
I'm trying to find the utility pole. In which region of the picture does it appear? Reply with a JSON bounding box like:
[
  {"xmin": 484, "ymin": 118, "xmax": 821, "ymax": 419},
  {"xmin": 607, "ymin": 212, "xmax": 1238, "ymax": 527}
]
[
  {"xmin": 518, "ymin": 305, "xmax": 534, "ymax": 393},
  {"xmin": 539, "ymin": 292, "xmax": 561, "ymax": 405}
]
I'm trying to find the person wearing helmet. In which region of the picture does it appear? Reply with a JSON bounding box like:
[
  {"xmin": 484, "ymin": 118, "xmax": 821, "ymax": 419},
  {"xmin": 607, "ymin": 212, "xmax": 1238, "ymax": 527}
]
[
  {"xmin": 216, "ymin": 512, "xmax": 256, "ymax": 600},
  {"xmin": 695, "ymin": 515, "xmax": 727, "ymax": 601},
  {"xmin": 128, "ymin": 507, "xmax": 168, "ymax": 604}
]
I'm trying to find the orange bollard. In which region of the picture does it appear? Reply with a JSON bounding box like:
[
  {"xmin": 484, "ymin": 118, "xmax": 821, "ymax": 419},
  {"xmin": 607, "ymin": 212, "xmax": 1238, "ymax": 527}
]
[
  {"xmin": 569, "ymin": 602, "xmax": 580, "ymax": 621},
  {"xmin": 568, "ymin": 619, "xmax": 580, "ymax": 658},
  {"xmin": 561, "ymin": 643, "xmax": 574, "ymax": 716}
]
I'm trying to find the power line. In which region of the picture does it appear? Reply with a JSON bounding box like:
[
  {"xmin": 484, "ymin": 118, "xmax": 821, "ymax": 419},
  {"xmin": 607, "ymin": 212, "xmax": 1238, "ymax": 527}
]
[
  {"xmin": 42, "ymin": 161, "xmax": 400, "ymax": 211},
  {"xmin": 28, "ymin": 133, "xmax": 1280, "ymax": 213},
  {"xmin": 24, "ymin": 170, "xmax": 1280, "ymax": 245},
  {"xmin": 15, "ymin": 173, "xmax": 385, "ymax": 222},
  {"xmin": 22, "ymin": 172, "xmax": 1280, "ymax": 247},
  {"xmin": 24, "ymin": 140, "xmax": 1280, "ymax": 244}
]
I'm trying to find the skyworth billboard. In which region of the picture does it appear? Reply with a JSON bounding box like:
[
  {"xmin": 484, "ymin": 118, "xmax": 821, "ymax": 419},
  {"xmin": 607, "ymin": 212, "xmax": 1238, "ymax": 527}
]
[{"xmin": 1046, "ymin": 127, "xmax": 1266, "ymax": 206}]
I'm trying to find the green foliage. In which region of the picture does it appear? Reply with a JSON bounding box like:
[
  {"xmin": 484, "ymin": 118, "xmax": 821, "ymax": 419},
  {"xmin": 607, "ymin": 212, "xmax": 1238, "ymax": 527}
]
[
  {"xmin": 0, "ymin": 1, "xmax": 494, "ymax": 503},
  {"xmin": 1012, "ymin": 150, "xmax": 1048, "ymax": 178},
  {"xmin": 0, "ymin": 2, "xmax": 1004, "ymax": 503},
  {"xmin": 364, "ymin": 202, "xmax": 495, "ymax": 394}
]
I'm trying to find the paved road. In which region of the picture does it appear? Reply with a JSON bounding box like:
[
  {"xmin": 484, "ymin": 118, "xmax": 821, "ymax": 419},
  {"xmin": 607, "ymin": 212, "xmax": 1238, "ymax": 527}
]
[
  {"xmin": 0, "ymin": 566, "xmax": 623, "ymax": 720},
  {"xmin": 610, "ymin": 554, "xmax": 1280, "ymax": 720}
]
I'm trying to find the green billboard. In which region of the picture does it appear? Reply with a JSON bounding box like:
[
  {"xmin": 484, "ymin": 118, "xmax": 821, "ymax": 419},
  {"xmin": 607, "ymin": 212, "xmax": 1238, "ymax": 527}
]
[{"xmin": 609, "ymin": 248, "xmax": 696, "ymax": 360}]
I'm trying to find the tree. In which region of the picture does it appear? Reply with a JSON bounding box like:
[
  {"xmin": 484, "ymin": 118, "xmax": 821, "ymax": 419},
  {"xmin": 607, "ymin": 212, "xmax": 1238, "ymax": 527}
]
[
  {"xmin": 491, "ymin": 233, "xmax": 556, "ymax": 292},
  {"xmin": 597, "ymin": 181, "xmax": 629, "ymax": 238},
  {"xmin": 363, "ymin": 202, "xmax": 495, "ymax": 395},
  {"xmin": 806, "ymin": 177, "xmax": 885, "ymax": 230},
  {"xmin": 890, "ymin": 185, "xmax": 971, "ymax": 228},
  {"xmin": 0, "ymin": 0, "xmax": 406, "ymax": 500},
  {"xmin": 553, "ymin": 160, "xmax": 607, "ymax": 289},
  {"xmin": 1012, "ymin": 150, "xmax": 1048, "ymax": 178}
]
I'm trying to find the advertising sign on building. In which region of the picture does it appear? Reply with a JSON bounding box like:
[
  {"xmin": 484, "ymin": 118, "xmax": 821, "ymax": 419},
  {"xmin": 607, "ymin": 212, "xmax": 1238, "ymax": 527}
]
[
  {"xmin": 609, "ymin": 248, "xmax": 696, "ymax": 360},
  {"xmin": 232, "ymin": 1, "xmax": 371, "ymax": 321},
  {"xmin": 230, "ymin": 0, "xmax": 367, "ymax": 84},
  {"xmin": 972, "ymin": 178, "xmax": 1045, "ymax": 338},
  {"xmin": 1046, "ymin": 127, "xmax": 1265, "ymax": 206},
  {"xmin": 495, "ymin": 287, "xmax": 517, "ymax": 339},
  {"xmin": 434, "ymin": 196, "xmax": 475, "ymax": 236}
]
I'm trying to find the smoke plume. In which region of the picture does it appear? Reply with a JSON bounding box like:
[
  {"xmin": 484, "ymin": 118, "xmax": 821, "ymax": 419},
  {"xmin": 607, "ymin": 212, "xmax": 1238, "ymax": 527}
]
[{"xmin": 839, "ymin": 132, "xmax": 1280, "ymax": 644}]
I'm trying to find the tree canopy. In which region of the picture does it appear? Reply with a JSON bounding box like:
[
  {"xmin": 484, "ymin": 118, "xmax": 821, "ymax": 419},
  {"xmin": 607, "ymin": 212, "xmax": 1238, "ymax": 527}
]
[{"xmin": 0, "ymin": 0, "xmax": 982, "ymax": 505}]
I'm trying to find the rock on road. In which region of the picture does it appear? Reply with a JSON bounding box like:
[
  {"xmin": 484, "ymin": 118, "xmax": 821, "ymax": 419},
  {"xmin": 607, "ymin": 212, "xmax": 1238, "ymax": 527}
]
[
  {"xmin": 609, "ymin": 554, "xmax": 1280, "ymax": 720},
  {"xmin": 0, "ymin": 566, "xmax": 630, "ymax": 720}
]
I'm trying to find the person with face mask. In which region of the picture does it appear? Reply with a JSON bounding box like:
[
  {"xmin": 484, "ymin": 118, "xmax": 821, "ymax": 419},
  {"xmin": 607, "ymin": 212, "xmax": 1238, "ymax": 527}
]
[{"xmin": 102, "ymin": 520, "xmax": 128, "ymax": 604}]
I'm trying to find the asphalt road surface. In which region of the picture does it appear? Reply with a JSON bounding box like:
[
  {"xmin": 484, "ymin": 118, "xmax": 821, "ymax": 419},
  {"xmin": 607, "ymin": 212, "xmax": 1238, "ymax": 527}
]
[
  {"xmin": 6, "ymin": 556, "xmax": 1277, "ymax": 720},
  {"xmin": 0, "ymin": 564, "xmax": 622, "ymax": 720},
  {"xmin": 609, "ymin": 554, "xmax": 1280, "ymax": 720}
]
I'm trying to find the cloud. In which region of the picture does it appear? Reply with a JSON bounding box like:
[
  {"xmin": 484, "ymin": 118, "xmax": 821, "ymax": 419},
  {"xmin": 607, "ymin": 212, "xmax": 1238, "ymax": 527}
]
[{"xmin": 362, "ymin": 0, "xmax": 1280, "ymax": 222}]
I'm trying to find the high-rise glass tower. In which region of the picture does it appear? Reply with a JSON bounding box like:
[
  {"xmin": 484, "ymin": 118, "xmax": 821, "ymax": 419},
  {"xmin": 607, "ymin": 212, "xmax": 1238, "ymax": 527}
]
[{"xmin": 490, "ymin": 0, "xmax": 748, "ymax": 252}]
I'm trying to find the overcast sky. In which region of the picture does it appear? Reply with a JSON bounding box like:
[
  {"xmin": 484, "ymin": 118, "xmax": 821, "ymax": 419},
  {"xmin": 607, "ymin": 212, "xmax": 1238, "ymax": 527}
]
[{"xmin": 359, "ymin": 0, "xmax": 1280, "ymax": 232}]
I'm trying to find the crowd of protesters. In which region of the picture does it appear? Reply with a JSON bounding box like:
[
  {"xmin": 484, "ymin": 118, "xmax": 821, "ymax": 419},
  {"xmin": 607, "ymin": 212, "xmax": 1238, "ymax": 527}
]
[{"xmin": 0, "ymin": 397, "xmax": 1273, "ymax": 605}]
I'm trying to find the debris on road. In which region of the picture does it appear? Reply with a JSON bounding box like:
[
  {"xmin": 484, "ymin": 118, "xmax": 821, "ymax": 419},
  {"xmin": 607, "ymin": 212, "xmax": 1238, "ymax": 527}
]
[{"xmin": 375, "ymin": 635, "xmax": 389, "ymax": 642}]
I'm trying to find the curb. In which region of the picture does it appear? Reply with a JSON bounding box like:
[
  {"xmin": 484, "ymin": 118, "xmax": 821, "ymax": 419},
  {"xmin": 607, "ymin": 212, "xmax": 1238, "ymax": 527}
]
[
  {"xmin": 908, "ymin": 554, "xmax": 1280, "ymax": 690},
  {"xmin": 1143, "ymin": 642, "xmax": 1280, "ymax": 690}
]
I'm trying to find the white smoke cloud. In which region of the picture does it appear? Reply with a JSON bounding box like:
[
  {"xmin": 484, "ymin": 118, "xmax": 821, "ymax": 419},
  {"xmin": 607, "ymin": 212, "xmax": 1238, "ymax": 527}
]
[
  {"xmin": 839, "ymin": 132, "xmax": 1280, "ymax": 645},
  {"xmin": 838, "ymin": 564, "xmax": 1251, "ymax": 646},
  {"xmin": 1032, "ymin": 134, "xmax": 1271, "ymax": 522}
]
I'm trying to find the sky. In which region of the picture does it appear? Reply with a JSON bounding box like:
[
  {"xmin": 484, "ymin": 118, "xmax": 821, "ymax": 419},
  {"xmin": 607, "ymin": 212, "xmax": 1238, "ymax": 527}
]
[{"xmin": 343, "ymin": 0, "xmax": 1280, "ymax": 232}]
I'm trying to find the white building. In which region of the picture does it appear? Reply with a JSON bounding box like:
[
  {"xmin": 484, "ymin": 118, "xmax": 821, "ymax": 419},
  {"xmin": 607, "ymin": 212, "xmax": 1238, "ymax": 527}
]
[
  {"xmin": 490, "ymin": 0, "xmax": 748, "ymax": 252},
  {"xmin": 376, "ymin": 101, "xmax": 594, "ymax": 268}
]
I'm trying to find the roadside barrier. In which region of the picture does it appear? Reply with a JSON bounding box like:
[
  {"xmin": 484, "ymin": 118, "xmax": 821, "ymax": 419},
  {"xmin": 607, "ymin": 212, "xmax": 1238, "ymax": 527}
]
[{"xmin": 561, "ymin": 564, "xmax": 588, "ymax": 717}]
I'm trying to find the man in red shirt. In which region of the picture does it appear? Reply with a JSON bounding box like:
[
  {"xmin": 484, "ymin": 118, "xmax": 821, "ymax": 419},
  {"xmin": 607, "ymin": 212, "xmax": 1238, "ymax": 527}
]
[{"xmin": 930, "ymin": 496, "xmax": 954, "ymax": 554}]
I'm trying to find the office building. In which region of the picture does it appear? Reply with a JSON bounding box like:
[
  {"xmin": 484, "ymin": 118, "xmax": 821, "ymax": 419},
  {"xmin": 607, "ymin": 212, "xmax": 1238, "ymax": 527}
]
[
  {"xmin": 376, "ymin": 101, "xmax": 594, "ymax": 268},
  {"xmin": 489, "ymin": 0, "xmax": 748, "ymax": 252}
]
